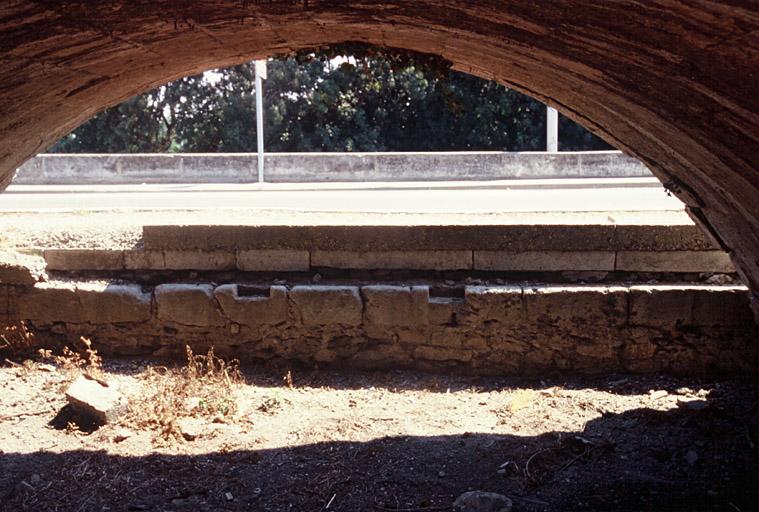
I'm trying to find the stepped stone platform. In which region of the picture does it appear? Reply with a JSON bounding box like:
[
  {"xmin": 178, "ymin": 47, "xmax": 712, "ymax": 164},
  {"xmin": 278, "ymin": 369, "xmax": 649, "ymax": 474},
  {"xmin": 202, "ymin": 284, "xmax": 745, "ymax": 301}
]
[
  {"xmin": 41, "ymin": 223, "xmax": 733, "ymax": 275},
  {"xmin": 2, "ymin": 221, "xmax": 754, "ymax": 375},
  {"xmin": 2, "ymin": 278, "xmax": 755, "ymax": 375}
]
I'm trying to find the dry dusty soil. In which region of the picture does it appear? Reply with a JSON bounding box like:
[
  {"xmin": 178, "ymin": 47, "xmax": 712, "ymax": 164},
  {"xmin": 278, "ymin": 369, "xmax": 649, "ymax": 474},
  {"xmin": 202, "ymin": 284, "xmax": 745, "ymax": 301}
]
[{"xmin": 1, "ymin": 356, "xmax": 759, "ymax": 512}]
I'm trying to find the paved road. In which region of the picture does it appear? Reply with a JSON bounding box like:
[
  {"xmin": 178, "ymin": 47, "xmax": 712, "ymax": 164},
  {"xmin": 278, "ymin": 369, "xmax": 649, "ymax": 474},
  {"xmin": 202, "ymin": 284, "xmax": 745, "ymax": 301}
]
[{"xmin": 0, "ymin": 178, "xmax": 684, "ymax": 213}]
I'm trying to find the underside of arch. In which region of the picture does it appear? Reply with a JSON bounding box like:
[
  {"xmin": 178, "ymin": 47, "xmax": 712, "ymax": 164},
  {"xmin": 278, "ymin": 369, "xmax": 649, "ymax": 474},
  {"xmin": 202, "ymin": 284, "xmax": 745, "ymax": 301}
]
[{"xmin": 0, "ymin": 1, "xmax": 757, "ymax": 312}]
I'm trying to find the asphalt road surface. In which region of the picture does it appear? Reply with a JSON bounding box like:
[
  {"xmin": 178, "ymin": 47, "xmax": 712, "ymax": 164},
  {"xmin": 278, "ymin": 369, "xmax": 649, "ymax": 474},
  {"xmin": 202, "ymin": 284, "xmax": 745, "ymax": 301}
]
[{"xmin": 0, "ymin": 178, "xmax": 684, "ymax": 214}]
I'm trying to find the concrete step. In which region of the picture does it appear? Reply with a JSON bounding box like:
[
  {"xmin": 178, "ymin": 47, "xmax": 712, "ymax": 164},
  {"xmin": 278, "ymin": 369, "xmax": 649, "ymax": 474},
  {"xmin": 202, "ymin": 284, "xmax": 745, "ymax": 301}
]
[
  {"xmin": 4, "ymin": 279, "xmax": 756, "ymax": 375},
  {"xmin": 41, "ymin": 224, "xmax": 735, "ymax": 274}
]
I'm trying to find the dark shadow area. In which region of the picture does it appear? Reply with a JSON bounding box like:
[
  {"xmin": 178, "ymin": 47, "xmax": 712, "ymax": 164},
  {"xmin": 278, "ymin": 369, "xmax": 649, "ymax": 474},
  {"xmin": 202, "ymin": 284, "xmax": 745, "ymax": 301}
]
[{"xmin": 1, "ymin": 405, "xmax": 758, "ymax": 511}]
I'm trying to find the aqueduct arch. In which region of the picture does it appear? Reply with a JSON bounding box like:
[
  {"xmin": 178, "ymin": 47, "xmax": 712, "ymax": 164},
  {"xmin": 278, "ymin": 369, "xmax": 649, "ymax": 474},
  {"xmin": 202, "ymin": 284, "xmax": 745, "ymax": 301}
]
[{"xmin": 1, "ymin": 1, "xmax": 757, "ymax": 310}]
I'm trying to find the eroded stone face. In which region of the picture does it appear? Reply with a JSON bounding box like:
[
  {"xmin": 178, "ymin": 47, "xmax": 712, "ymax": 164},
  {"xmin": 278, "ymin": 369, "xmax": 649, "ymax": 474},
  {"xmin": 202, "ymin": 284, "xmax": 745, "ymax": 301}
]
[{"xmin": 7, "ymin": 281, "xmax": 759, "ymax": 374}]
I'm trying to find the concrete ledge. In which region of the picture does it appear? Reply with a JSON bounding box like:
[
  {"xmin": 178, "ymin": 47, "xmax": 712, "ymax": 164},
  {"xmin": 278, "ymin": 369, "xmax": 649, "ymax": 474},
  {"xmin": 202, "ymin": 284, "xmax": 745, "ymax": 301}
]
[
  {"xmin": 142, "ymin": 225, "xmax": 619, "ymax": 251},
  {"xmin": 474, "ymin": 251, "xmax": 615, "ymax": 271},
  {"xmin": 313, "ymin": 250, "xmax": 472, "ymax": 270},
  {"xmin": 615, "ymin": 251, "xmax": 734, "ymax": 272},
  {"xmin": 44, "ymin": 249, "xmax": 124, "ymax": 271},
  {"xmin": 16, "ymin": 151, "xmax": 652, "ymax": 185}
]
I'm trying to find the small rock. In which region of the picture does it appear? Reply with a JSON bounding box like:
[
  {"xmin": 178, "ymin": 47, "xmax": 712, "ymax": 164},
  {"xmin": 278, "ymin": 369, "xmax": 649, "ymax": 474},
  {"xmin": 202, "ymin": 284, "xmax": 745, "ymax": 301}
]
[
  {"xmin": 438, "ymin": 470, "xmax": 446, "ymax": 477},
  {"xmin": 37, "ymin": 363, "xmax": 57, "ymax": 373},
  {"xmin": 112, "ymin": 428, "xmax": 132, "ymax": 443},
  {"xmin": 178, "ymin": 417, "xmax": 204, "ymax": 441},
  {"xmin": 649, "ymin": 390, "xmax": 669, "ymax": 400},
  {"xmin": 225, "ymin": 492, "xmax": 234, "ymax": 501},
  {"xmin": 29, "ymin": 474, "xmax": 41, "ymax": 485},
  {"xmin": 184, "ymin": 396, "xmax": 202, "ymax": 412},
  {"xmin": 453, "ymin": 491, "xmax": 513, "ymax": 512},
  {"xmin": 65, "ymin": 374, "xmax": 128, "ymax": 424},
  {"xmin": 686, "ymin": 450, "xmax": 699, "ymax": 465}
]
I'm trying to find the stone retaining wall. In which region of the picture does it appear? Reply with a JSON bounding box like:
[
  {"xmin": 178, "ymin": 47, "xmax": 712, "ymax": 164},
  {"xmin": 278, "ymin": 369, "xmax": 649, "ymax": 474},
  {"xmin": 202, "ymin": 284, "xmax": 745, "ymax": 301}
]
[
  {"xmin": 14, "ymin": 152, "xmax": 652, "ymax": 184},
  {"xmin": 4, "ymin": 280, "xmax": 757, "ymax": 375}
]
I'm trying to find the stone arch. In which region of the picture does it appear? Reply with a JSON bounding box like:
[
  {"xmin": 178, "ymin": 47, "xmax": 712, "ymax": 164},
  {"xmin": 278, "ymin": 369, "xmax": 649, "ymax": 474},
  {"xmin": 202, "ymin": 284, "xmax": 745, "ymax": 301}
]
[{"xmin": 1, "ymin": 1, "xmax": 757, "ymax": 311}]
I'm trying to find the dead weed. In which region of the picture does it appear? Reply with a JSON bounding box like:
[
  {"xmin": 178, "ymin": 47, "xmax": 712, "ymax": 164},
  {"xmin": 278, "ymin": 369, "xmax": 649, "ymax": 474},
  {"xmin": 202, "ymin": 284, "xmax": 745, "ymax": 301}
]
[{"xmin": 124, "ymin": 346, "xmax": 243, "ymax": 444}]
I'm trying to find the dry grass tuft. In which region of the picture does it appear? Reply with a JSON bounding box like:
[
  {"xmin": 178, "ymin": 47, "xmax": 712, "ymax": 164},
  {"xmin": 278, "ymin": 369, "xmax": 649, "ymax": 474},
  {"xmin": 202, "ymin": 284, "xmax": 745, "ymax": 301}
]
[
  {"xmin": 125, "ymin": 345, "xmax": 243, "ymax": 444},
  {"xmin": 0, "ymin": 322, "xmax": 36, "ymax": 357}
]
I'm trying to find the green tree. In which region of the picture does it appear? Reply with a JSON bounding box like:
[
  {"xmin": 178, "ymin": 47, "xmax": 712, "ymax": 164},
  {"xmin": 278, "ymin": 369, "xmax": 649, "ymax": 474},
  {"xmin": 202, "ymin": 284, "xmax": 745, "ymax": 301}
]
[{"xmin": 50, "ymin": 45, "xmax": 611, "ymax": 154}]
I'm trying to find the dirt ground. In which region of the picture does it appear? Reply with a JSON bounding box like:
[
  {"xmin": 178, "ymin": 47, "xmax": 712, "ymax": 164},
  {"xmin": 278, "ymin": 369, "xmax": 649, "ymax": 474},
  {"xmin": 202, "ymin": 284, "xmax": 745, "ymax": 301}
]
[{"xmin": 1, "ymin": 353, "xmax": 758, "ymax": 512}]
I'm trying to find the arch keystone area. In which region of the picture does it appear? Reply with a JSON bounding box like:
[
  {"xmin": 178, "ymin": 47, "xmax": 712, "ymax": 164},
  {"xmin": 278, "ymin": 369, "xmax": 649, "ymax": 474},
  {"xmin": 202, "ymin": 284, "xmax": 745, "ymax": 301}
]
[{"xmin": 0, "ymin": 1, "xmax": 757, "ymax": 314}]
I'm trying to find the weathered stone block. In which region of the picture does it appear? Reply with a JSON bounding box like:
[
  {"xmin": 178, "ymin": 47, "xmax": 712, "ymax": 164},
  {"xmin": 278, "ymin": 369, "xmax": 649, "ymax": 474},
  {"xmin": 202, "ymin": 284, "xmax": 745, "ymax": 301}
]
[
  {"xmin": 66, "ymin": 374, "xmax": 128, "ymax": 424},
  {"xmin": 363, "ymin": 285, "xmax": 429, "ymax": 327},
  {"xmin": 628, "ymin": 285, "xmax": 694, "ymax": 327},
  {"xmin": 615, "ymin": 250, "xmax": 734, "ymax": 273},
  {"xmin": 474, "ymin": 251, "xmax": 615, "ymax": 271},
  {"xmin": 524, "ymin": 285, "xmax": 627, "ymax": 326},
  {"xmin": 690, "ymin": 285, "xmax": 754, "ymax": 326},
  {"xmin": 76, "ymin": 283, "xmax": 151, "ymax": 323},
  {"xmin": 155, "ymin": 284, "xmax": 225, "ymax": 326},
  {"xmin": 44, "ymin": 249, "xmax": 124, "ymax": 271},
  {"xmin": 237, "ymin": 249, "xmax": 310, "ymax": 271},
  {"xmin": 464, "ymin": 286, "xmax": 523, "ymax": 323},
  {"xmin": 124, "ymin": 250, "xmax": 165, "ymax": 270},
  {"xmin": 0, "ymin": 251, "xmax": 46, "ymax": 286},
  {"xmin": 289, "ymin": 285, "xmax": 362, "ymax": 326},
  {"xmin": 312, "ymin": 250, "xmax": 472, "ymax": 270},
  {"xmin": 162, "ymin": 251, "xmax": 236, "ymax": 271},
  {"xmin": 18, "ymin": 281, "xmax": 83, "ymax": 324},
  {"xmin": 214, "ymin": 284, "xmax": 287, "ymax": 325}
]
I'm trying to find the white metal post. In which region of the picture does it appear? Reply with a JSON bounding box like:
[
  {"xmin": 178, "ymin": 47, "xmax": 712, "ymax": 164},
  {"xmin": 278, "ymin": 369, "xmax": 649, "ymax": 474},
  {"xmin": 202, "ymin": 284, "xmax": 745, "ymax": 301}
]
[
  {"xmin": 255, "ymin": 60, "xmax": 266, "ymax": 183},
  {"xmin": 546, "ymin": 106, "xmax": 559, "ymax": 152}
]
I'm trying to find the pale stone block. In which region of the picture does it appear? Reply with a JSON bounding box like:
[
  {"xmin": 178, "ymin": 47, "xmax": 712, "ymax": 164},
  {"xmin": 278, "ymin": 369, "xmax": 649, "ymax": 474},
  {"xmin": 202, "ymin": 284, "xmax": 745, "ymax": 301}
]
[
  {"xmin": 615, "ymin": 250, "xmax": 734, "ymax": 273},
  {"xmin": 237, "ymin": 249, "xmax": 310, "ymax": 272},
  {"xmin": 524, "ymin": 285, "xmax": 628, "ymax": 325},
  {"xmin": 362, "ymin": 285, "xmax": 429, "ymax": 327},
  {"xmin": 44, "ymin": 249, "xmax": 124, "ymax": 271},
  {"xmin": 311, "ymin": 250, "xmax": 472, "ymax": 270},
  {"xmin": 18, "ymin": 281, "xmax": 84, "ymax": 324},
  {"xmin": 628, "ymin": 285, "xmax": 695, "ymax": 327},
  {"xmin": 289, "ymin": 285, "xmax": 362, "ymax": 326},
  {"xmin": 474, "ymin": 251, "xmax": 615, "ymax": 271},
  {"xmin": 0, "ymin": 251, "xmax": 46, "ymax": 285},
  {"xmin": 214, "ymin": 284, "xmax": 287, "ymax": 325},
  {"xmin": 66, "ymin": 375, "xmax": 128, "ymax": 424},
  {"xmin": 77, "ymin": 282, "xmax": 151, "ymax": 323},
  {"xmin": 155, "ymin": 284, "xmax": 225, "ymax": 326},
  {"xmin": 124, "ymin": 250, "xmax": 165, "ymax": 270},
  {"xmin": 162, "ymin": 251, "xmax": 236, "ymax": 271}
]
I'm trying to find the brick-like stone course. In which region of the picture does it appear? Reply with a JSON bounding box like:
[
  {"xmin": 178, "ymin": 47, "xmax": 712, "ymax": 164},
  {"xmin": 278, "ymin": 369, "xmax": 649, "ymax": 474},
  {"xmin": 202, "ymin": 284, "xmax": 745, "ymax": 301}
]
[
  {"xmin": 155, "ymin": 284, "xmax": 225, "ymax": 326},
  {"xmin": 7, "ymin": 280, "xmax": 758, "ymax": 375},
  {"xmin": 289, "ymin": 285, "xmax": 362, "ymax": 326},
  {"xmin": 214, "ymin": 284, "xmax": 287, "ymax": 325}
]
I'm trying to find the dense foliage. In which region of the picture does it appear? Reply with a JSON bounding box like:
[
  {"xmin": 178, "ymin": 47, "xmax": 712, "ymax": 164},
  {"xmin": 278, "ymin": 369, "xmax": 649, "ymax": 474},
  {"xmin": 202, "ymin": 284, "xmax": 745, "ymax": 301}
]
[{"xmin": 51, "ymin": 46, "xmax": 611, "ymax": 153}]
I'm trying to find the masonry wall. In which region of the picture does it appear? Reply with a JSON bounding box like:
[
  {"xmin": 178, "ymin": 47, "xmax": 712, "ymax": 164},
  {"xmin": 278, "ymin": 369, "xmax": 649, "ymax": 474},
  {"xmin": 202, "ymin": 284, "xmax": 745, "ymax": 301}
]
[{"xmin": 4, "ymin": 280, "xmax": 756, "ymax": 375}]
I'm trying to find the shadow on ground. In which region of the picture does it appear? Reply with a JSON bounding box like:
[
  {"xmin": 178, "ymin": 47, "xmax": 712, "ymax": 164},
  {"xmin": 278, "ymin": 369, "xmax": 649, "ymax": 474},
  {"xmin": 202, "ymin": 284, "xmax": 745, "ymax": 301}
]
[{"xmin": 1, "ymin": 404, "xmax": 758, "ymax": 512}]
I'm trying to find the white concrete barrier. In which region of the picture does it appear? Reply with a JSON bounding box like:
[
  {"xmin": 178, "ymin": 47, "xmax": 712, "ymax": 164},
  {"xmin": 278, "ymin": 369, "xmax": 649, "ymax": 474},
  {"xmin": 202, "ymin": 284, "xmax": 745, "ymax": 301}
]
[{"xmin": 14, "ymin": 151, "xmax": 652, "ymax": 184}]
